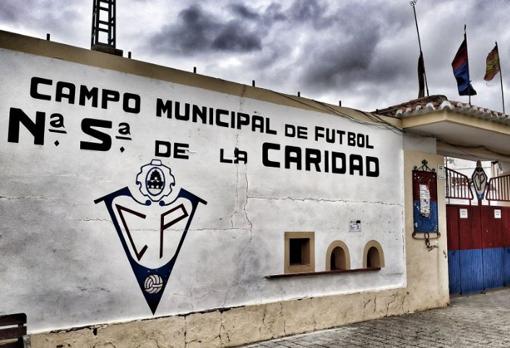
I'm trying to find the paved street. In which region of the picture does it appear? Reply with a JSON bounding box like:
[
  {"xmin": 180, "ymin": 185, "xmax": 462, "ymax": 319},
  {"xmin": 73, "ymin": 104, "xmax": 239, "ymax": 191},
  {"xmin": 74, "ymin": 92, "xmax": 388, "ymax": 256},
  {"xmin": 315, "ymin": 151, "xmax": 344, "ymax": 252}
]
[{"xmin": 244, "ymin": 288, "xmax": 510, "ymax": 347}]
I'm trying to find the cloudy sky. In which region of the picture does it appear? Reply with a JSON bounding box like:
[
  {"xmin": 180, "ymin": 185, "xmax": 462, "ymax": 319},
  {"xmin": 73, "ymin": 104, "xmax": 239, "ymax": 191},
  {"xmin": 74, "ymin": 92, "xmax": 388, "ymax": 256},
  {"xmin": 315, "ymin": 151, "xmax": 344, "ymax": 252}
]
[{"xmin": 1, "ymin": 0, "xmax": 509, "ymax": 112}]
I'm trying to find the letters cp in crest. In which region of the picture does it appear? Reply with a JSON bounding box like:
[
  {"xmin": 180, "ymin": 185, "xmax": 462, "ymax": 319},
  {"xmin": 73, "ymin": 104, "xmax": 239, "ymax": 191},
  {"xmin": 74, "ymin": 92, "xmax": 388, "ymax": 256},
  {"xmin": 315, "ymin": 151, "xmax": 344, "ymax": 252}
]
[{"xmin": 95, "ymin": 159, "xmax": 207, "ymax": 314}]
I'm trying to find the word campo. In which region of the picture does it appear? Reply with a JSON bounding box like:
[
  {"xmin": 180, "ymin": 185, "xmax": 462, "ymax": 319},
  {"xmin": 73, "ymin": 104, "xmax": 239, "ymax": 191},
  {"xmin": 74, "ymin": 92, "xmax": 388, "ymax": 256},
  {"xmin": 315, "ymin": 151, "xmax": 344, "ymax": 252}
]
[{"xmin": 29, "ymin": 76, "xmax": 141, "ymax": 113}]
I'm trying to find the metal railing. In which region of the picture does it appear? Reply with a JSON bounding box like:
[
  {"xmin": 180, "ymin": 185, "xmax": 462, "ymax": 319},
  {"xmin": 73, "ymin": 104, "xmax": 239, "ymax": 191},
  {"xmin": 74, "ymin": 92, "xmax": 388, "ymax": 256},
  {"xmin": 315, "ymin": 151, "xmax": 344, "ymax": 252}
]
[
  {"xmin": 445, "ymin": 167, "xmax": 473, "ymax": 200},
  {"xmin": 486, "ymin": 174, "xmax": 510, "ymax": 201}
]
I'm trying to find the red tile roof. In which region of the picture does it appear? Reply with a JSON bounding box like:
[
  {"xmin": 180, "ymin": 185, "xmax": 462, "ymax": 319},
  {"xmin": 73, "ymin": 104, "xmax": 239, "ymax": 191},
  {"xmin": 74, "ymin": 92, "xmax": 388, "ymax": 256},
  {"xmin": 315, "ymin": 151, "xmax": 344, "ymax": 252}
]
[{"xmin": 374, "ymin": 95, "xmax": 509, "ymax": 124}]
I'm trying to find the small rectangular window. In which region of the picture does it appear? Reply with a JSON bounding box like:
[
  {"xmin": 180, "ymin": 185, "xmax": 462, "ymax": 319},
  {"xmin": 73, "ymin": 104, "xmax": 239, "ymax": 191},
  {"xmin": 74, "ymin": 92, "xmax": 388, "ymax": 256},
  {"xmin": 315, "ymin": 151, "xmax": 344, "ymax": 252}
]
[
  {"xmin": 289, "ymin": 238, "xmax": 310, "ymax": 265},
  {"xmin": 284, "ymin": 232, "xmax": 315, "ymax": 273}
]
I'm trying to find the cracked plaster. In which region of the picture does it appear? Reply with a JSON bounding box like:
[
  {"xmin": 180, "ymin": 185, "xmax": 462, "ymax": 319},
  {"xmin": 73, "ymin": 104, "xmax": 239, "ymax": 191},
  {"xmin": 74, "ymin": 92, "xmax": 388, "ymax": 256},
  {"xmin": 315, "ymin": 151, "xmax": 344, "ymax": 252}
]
[{"xmin": 0, "ymin": 42, "xmax": 448, "ymax": 347}]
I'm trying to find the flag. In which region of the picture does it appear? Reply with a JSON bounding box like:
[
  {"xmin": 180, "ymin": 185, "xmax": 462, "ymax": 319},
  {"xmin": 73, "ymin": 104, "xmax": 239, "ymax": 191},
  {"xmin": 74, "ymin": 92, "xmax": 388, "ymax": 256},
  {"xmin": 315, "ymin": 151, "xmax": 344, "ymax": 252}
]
[
  {"xmin": 451, "ymin": 37, "xmax": 477, "ymax": 96},
  {"xmin": 418, "ymin": 51, "xmax": 426, "ymax": 98},
  {"xmin": 484, "ymin": 45, "xmax": 500, "ymax": 81}
]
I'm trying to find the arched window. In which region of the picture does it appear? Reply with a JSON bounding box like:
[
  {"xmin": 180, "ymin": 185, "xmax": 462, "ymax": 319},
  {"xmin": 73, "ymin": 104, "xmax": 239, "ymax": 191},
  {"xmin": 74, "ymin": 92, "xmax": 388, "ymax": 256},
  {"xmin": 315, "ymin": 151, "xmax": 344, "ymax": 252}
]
[
  {"xmin": 363, "ymin": 240, "xmax": 385, "ymax": 269},
  {"xmin": 366, "ymin": 247, "xmax": 380, "ymax": 268},
  {"xmin": 325, "ymin": 241, "xmax": 350, "ymax": 271}
]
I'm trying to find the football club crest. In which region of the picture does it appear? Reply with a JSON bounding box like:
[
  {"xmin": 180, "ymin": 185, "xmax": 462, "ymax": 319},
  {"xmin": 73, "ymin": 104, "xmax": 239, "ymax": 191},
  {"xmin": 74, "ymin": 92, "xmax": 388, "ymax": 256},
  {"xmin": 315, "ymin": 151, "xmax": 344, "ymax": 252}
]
[
  {"xmin": 94, "ymin": 160, "xmax": 207, "ymax": 314},
  {"xmin": 471, "ymin": 160, "xmax": 488, "ymax": 202}
]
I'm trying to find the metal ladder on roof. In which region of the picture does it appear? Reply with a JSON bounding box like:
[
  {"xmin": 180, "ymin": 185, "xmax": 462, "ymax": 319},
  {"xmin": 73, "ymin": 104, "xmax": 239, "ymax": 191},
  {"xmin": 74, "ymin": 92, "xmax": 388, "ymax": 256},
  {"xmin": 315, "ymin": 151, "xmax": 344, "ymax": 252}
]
[{"xmin": 91, "ymin": 0, "xmax": 122, "ymax": 56}]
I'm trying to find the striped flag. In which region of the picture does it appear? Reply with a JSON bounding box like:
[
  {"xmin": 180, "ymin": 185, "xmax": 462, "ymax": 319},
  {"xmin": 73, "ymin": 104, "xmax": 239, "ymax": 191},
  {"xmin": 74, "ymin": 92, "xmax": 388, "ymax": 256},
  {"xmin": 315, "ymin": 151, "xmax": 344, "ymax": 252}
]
[
  {"xmin": 452, "ymin": 36, "xmax": 477, "ymax": 96},
  {"xmin": 484, "ymin": 45, "xmax": 500, "ymax": 81}
]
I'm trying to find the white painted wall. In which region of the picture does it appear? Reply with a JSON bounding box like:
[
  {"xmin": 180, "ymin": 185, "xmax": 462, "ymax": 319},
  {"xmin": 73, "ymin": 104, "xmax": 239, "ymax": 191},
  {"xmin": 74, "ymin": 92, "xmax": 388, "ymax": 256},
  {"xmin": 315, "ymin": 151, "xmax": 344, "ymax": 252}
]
[
  {"xmin": 0, "ymin": 49, "xmax": 405, "ymax": 332},
  {"xmin": 403, "ymin": 133, "xmax": 436, "ymax": 154}
]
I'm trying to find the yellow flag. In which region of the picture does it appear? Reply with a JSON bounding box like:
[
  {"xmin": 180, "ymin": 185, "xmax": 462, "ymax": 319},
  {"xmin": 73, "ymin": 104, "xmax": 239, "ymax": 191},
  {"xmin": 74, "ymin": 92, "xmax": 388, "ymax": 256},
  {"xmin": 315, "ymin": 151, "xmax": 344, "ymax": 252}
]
[{"xmin": 484, "ymin": 45, "xmax": 500, "ymax": 81}]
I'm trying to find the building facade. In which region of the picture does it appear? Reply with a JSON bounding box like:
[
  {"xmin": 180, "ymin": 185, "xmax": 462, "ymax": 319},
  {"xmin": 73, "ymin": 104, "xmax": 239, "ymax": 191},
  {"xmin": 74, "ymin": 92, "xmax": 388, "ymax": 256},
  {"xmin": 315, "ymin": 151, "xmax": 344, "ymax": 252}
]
[{"xmin": 7, "ymin": 30, "xmax": 500, "ymax": 347}]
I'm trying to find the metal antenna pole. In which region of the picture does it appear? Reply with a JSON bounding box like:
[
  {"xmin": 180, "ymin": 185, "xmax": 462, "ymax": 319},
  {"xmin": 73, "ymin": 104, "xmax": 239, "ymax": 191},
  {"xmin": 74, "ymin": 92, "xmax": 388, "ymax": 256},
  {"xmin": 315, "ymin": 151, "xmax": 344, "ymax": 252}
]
[
  {"xmin": 496, "ymin": 42, "xmax": 506, "ymax": 114},
  {"xmin": 410, "ymin": 0, "xmax": 429, "ymax": 96},
  {"xmin": 465, "ymin": 25, "xmax": 472, "ymax": 106}
]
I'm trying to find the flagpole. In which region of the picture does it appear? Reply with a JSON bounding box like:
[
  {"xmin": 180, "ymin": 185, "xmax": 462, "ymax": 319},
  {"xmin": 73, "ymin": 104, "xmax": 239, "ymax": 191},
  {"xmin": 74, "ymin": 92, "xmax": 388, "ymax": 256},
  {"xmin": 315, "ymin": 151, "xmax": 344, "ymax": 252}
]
[
  {"xmin": 465, "ymin": 25, "xmax": 472, "ymax": 106},
  {"xmin": 496, "ymin": 42, "xmax": 506, "ymax": 114},
  {"xmin": 410, "ymin": 0, "xmax": 429, "ymax": 96}
]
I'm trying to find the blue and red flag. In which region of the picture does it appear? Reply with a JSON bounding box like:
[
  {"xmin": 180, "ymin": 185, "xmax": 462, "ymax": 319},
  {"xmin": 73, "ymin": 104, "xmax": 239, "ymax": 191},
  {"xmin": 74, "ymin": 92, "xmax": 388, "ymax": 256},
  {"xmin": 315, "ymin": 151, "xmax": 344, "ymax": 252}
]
[{"xmin": 452, "ymin": 36, "xmax": 477, "ymax": 96}]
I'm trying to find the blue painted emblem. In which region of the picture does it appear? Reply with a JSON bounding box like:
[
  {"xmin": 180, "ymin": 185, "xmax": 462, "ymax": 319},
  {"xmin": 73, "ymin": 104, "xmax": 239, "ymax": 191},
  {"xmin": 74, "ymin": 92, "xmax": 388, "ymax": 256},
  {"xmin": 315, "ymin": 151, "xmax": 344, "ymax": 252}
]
[{"xmin": 95, "ymin": 160, "xmax": 207, "ymax": 314}]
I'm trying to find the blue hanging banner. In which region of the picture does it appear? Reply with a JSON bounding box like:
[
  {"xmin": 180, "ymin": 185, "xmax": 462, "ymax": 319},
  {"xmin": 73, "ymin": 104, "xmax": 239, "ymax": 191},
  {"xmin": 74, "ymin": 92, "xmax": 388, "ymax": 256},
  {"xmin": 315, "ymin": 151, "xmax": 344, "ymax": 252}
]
[{"xmin": 412, "ymin": 161, "xmax": 438, "ymax": 234}]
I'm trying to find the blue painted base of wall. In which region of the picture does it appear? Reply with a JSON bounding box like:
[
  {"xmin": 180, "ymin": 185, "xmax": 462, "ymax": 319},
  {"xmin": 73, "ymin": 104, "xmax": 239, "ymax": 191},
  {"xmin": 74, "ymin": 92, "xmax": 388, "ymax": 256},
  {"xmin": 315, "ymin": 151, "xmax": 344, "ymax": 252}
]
[
  {"xmin": 459, "ymin": 249, "xmax": 484, "ymax": 294},
  {"xmin": 504, "ymin": 248, "xmax": 510, "ymax": 286},
  {"xmin": 483, "ymin": 248, "xmax": 504, "ymax": 289},
  {"xmin": 448, "ymin": 248, "xmax": 507, "ymax": 295},
  {"xmin": 448, "ymin": 250, "xmax": 461, "ymax": 295}
]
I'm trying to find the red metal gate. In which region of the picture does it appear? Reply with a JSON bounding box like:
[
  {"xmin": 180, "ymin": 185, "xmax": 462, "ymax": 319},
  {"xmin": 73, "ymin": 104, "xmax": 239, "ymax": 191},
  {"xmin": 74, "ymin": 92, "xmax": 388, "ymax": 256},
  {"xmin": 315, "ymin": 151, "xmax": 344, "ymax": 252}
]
[
  {"xmin": 447, "ymin": 205, "xmax": 510, "ymax": 294},
  {"xmin": 445, "ymin": 167, "xmax": 510, "ymax": 294}
]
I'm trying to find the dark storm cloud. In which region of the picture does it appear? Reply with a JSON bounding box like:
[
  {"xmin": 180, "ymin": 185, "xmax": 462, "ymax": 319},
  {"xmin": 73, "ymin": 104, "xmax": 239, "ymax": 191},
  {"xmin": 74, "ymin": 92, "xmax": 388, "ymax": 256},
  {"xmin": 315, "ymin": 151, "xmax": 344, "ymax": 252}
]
[
  {"xmin": 262, "ymin": 3, "xmax": 287, "ymax": 23},
  {"xmin": 149, "ymin": 4, "xmax": 265, "ymax": 54},
  {"xmin": 0, "ymin": 0, "xmax": 81, "ymax": 37},
  {"xmin": 229, "ymin": 4, "xmax": 260, "ymax": 20},
  {"xmin": 148, "ymin": 2, "xmax": 288, "ymax": 55},
  {"xmin": 0, "ymin": 2, "xmax": 21, "ymax": 22},
  {"xmin": 300, "ymin": 32, "xmax": 380, "ymax": 90},
  {"xmin": 151, "ymin": 5, "xmax": 222, "ymax": 53},
  {"xmin": 212, "ymin": 21, "xmax": 261, "ymax": 51},
  {"xmin": 2, "ymin": 0, "xmax": 509, "ymax": 111},
  {"xmin": 289, "ymin": 0, "xmax": 335, "ymax": 29},
  {"xmin": 0, "ymin": 0, "xmax": 42, "ymax": 23},
  {"xmin": 287, "ymin": 1, "xmax": 415, "ymax": 96},
  {"xmin": 290, "ymin": 0, "xmax": 325, "ymax": 22}
]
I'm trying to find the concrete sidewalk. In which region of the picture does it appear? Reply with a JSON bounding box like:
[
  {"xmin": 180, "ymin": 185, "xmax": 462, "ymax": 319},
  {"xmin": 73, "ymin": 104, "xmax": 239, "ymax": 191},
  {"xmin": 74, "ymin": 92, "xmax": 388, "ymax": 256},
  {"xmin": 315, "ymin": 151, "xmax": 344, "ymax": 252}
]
[{"xmin": 243, "ymin": 288, "xmax": 510, "ymax": 347}]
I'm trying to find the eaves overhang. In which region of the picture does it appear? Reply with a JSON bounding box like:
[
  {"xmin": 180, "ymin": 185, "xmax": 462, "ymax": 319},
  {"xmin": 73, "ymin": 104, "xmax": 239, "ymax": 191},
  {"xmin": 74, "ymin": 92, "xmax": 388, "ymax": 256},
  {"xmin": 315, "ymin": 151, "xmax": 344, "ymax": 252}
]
[
  {"xmin": 375, "ymin": 95, "xmax": 510, "ymax": 161},
  {"xmin": 402, "ymin": 110, "xmax": 510, "ymax": 160}
]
